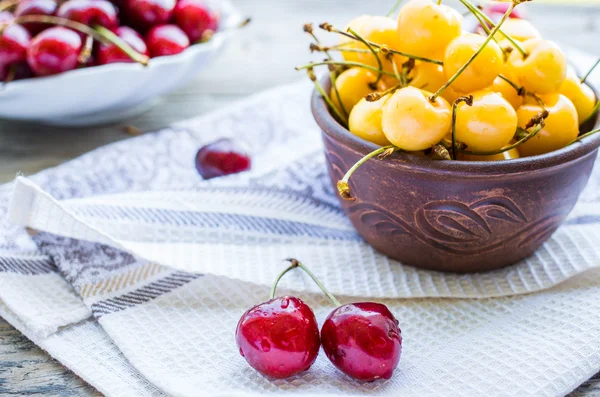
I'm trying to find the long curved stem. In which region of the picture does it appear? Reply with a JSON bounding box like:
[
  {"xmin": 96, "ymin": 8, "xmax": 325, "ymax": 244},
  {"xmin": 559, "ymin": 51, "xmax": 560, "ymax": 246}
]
[
  {"xmin": 285, "ymin": 259, "xmax": 341, "ymax": 307},
  {"xmin": 581, "ymin": 58, "xmax": 600, "ymax": 84},
  {"xmin": 458, "ymin": 122, "xmax": 545, "ymax": 156},
  {"xmin": 582, "ymin": 100, "xmax": 600, "ymax": 126},
  {"xmin": 431, "ymin": 3, "xmax": 514, "ymax": 102},
  {"xmin": 571, "ymin": 127, "xmax": 600, "ymax": 144},
  {"xmin": 348, "ymin": 27, "xmax": 383, "ymax": 86},
  {"xmin": 337, "ymin": 145, "xmax": 396, "ymax": 200},
  {"xmin": 4, "ymin": 16, "xmax": 149, "ymax": 66},
  {"xmin": 451, "ymin": 96, "xmax": 474, "ymax": 159},
  {"xmin": 296, "ymin": 60, "xmax": 397, "ymax": 77},
  {"xmin": 459, "ymin": 0, "xmax": 527, "ymax": 57},
  {"xmin": 0, "ymin": 0, "xmax": 19, "ymax": 12},
  {"xmin": 387, "ymin": 0, "xmax": 404, "ymax": 17},
  {"xmin": 307, "ymin": 69, "xmax": 348, "ymax": 124}
]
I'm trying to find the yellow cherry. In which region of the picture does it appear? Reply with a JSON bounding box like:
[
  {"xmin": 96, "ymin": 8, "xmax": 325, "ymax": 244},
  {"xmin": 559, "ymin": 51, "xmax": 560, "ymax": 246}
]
[
  {"xmin": 348, "ymin": 96, "xmax": 392, "ymax": 146},
  {"xmin": 444, "ymin": 33, "xmax": 504, "ymax": 93},
  {"xmin": 490, "ymin": 69, "xmax": 523, "ymax": 110},
  {"xmin": 493, "ymin": 18, "xmax": 541, "ymax": 43},
  {"xmin": 341, "ymin": 15, "xmax": 407, "ymax": 74},
  {"xmin": 382, "ymin": 86, "xmax": 452, "ymax": 151},
  {"xmin": 460, "ymin": 147, "xmax": 520, "ymax": 161},
  {"xmin": 517, "ymin": 94, "xmax": 579, "ymax": 157},
  {"xmin": 560, "ymin": 68, "xmax": 597, "ymax": 123},
  {"xmin": 408, "ymin": 61, "xmax": 446, "ymax": 92},
  {"xmin": 455, "ymin": 90, "xmax": 518, "ymax": 152},
  {"xmin": 396, "ymin": 0, "xmax": 462, "ymax": 59},
  {"xmin": 506, "ymin": 39, "xmax": 567, "ymax": 95},
  {"xmin": 331, "ymin": 67, "xmax": 387, "ymax": 114}
]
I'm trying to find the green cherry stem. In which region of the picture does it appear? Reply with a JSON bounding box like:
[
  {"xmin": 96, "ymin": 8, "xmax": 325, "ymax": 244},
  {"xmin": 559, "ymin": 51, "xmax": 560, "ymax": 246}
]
[
  {"xmin": 307, "ymin": 68, "xmax": 348, "ymax": 125},
  {"xmin": 348, "ymin": 27, "xmax": 383, "ymax": 86},
  {"xmin": 451, "ymin": 95, "xmax": 474, "ymax": 160},
  {"xmin": 337, "ymin": 145, "xmax": 396, "ymax": 200},
  {"xmin": 296, "ymin": 60, "xmax": 397, "ymax": 77},
  {"xmin": 320, "ymin": 23, "xmax": 443, "ymax": 65},
  {"xmin": 269, "ymin": 261, "xmax": 297, "ymax": 299},
  {"xmin": 387, "ymin": 0, "xmax": 405, "ymax": 17},
  {"xmin": 582, "ymin": 100, "xmax": 600, "ymax": 125},
  {"xmin": 459, "ymin": 0, "xmax": 527, "ymax": 57},
  {"xmin": 571, "ymin": 127, "xmax": 600, "ymax": 144},
  {"xmin": 286, "ymin": 259, "xmax": 342, "ymax": 307},
  {"xmin": 498, "ymin": 74, "xmax": 548, "ymax": 111},
  {"xmin": 431, "ymin": 2, "xmax": 514, "ymax": 102},
  {"xmin": 0, "ymin": 0, "xmax": 18, "ymax": 12},
  {"xmin": 580, "ymin": 58, "xmax": 600, "ymax": 84}
]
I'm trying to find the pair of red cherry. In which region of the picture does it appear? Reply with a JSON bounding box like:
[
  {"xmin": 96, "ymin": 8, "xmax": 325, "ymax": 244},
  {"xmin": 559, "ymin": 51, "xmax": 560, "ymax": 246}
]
[
  {"xmin": 236, "ymin": 259, "xmax": 402, "ymax": 381},
  {"xmin": 0, "ymin": 0, "xmax": 219, "ymax": 79}
]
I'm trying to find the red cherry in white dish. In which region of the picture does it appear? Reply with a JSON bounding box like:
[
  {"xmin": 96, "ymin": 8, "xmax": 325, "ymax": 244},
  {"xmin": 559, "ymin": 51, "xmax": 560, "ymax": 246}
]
[
  {"xmin": 14, "ymin": 0, "xmax": 58, "ymax": 35},
  {"xmin": 97, "ymin": 26, "xmax": 148, "ymax": 65},
  {"xmin": 26, "ymin": 26, "xmax": 82, "ymax": 76},
  {"xmin": 145, "ymin": 24, "xmax": 189, "ymax": 57},
  {"xmin": 0, "ymin": 17, "xmax": 31, "ymax": 77},
  {"xmin": 173, "ymin": 0, "xmax": 219, "ymax": 42},
  {"xmin": 57, "ymin": 0, "xmax": 119, "ymax": 30},
  {"xmin": 123, "ymin": 0, "xmax": 175, "ymax": 31}
]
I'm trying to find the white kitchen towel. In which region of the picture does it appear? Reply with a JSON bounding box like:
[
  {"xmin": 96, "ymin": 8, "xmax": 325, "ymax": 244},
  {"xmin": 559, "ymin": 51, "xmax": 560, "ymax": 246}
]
[{"xmin": 0, "ymin": 48, "xmax": 600, "ymax": 396}]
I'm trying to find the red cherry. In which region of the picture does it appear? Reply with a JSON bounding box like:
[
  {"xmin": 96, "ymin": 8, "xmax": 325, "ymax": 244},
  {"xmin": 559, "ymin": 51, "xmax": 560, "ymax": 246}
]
[
  {"xmin": 0, "ymin": 19, "xmax": 31, "ymax": 68},
  {"xmin": 145, "ymin": 24, "xmax": 189, "ymax": 57},
  {"xmin": 194, "ymin": 138, "xmax": 251, "ymax": 179},
  {"xmin": 57, "ymin": 0, "xmax": 118, "ymax": 30},
  {"xmin": 173, "ymin": 0, "xmax": 219, "ymax": 43},
  {"xmin": 123, "ymin": 0, "xmax": 175, "ymax": 31},
  {"xmin": 0, "ymin": 61, "xmax": 33, "ymax": 81},
  {"xmin": 26, "ymin": 27, "xmax": 82, "ymax": 76},
  {"xmin": 235, "ymin": 296, "xmax": 320, "ymax": 379},
  {"xmin": 97, "ymin": 26, "xmax": 148, "ymax": 65},
  {"xmin": 14, "ymin": 0, "xmax": 58, "ymax": 35},
  {"xmin": 483, "ymin": 2, "xmax": 525, "ymax": 19},
  {"xmin": 321, "ymin": 302, "xmax": 402, "ymax": 381}
]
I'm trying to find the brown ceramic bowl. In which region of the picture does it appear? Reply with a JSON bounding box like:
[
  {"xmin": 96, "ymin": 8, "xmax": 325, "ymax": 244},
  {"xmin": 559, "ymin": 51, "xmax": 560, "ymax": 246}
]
[{"xmin": 313, "ymin": 80, "xmax": 600, "ymax": 273}]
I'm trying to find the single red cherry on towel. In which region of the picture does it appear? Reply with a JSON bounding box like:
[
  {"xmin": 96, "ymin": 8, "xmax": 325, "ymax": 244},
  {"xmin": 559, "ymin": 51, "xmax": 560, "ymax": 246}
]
[
  {"xmin": 236, "ymin": 296, "xmax": 321, "ymax": 379},
  {"xmin": 173, "ymin": 0, "xmax": 219, "ymax": 42},
  {"xmin": 123, "ymin": 0, "xmax": 175, "ymax": 31},
  {"xmin": 97, "ymin": 26, "xmax": 148, "ymax": 65},
  {"xmin": 14, "ymin": 0, "xmax": 58, "ymax": 35},
  {"xmin": 145, "ymin": 24, "xmax": 189, "ymax": 57},
  {"xmin": 195, "ymin": 138, "xmax": 251, "ymax": 179},
  {"xmin": 321, "ymin": 302, "xmax": 402, "ymax": 381},
  {"xmin": 27, "ymin": 27, "xmax": 82, "ymax": 76},
  {"xmin": 57, "ymin": 0, "xmax": 119, "ymax": 30}
]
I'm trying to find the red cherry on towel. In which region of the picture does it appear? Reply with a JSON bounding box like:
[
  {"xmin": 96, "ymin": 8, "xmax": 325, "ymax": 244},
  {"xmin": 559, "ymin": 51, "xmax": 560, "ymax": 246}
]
[
  {"xmin": 97, "ymin": 26, "xmax": 148, "ymax": 64},
  {"xmin": 27, "ymin": 27, "xmax": 82, "ymax": 76},
  {"xmin": 145, "ymin": 24, "xmax": 189, "ymax": 57},
  {"xmin": 14, "ymin": 0, "xmax": 58, "ymax": 35},
  {"xmin": 321, "ymin": 302, "xmax": 402, "ymax": 381},
  {"xmin": 57, "ymin": 0, "xmax": 119, "ymax": 30},
  {"xmin": 195, "ymin": 138, "xmax": 252, "ymax": 180},
  {"xmin": 236, "ymin": 296, "xmax": 320, "ymax": 379},
  {"xmin": 173, "ymin": 0, "xmax": 219, "ymax": 42},
  {"xmin": 123, "ymin": 0, "xmax": 175, "ymax": 31}
]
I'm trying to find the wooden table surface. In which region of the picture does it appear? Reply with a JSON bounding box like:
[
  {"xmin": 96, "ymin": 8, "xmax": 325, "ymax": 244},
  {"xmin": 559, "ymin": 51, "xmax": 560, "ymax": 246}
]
[{"xmin": 1, "ymin": 1, "xmax": 600, "ymax": 395}]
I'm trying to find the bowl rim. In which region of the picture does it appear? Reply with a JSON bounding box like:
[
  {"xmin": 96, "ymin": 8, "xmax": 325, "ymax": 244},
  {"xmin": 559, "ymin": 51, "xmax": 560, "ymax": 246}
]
[{"xmin": 312, "ymin": 77, "xmax": 600, "ymax": 176}]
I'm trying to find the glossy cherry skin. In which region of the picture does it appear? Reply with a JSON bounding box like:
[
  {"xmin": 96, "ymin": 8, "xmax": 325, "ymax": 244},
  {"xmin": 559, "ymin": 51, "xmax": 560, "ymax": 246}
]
[
  {"xmin": 97, "ymin": 26, "xmax": 148, "ymax": 65},
  {"xmin": 0, "ymin": 18, "xmax": 31, "ymax": 69},
  {"xmin": 321, "ymin": 302, "xmax": 402, "ymax": 381},
  {"xmin": 173, "ymin": 0, "xmax": 219, "ymax": 42},
  {"xmin": 123, "ymin": 0, "xmax": 175, "ymax": 31},
  {"xmin": 235, "ymin": 296, "xmax": 320, "ymax": 379},
  {"xmin": 195, "ymin": 138, "xmax": 251, "ymax": 179},
  {"xmin": 57, "ymin": 0, "xmax": 118, "ymax": 29},
  {"xmin": 14, "ymin": 0, "xmax": 58, "ymax": 35},
  {"xmin": 145, "ymin": 24, "xmax": 189, "ymax": 57},
  {"xmin": 26, "ymin": 27, "xmax": 82, "ymax": 77}
]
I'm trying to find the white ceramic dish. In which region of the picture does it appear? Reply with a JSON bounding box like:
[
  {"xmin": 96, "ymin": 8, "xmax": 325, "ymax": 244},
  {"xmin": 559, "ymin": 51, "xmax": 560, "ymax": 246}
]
[{"xmin": 0, "ymin": 0, "xmax": 240, "ymax": 126}]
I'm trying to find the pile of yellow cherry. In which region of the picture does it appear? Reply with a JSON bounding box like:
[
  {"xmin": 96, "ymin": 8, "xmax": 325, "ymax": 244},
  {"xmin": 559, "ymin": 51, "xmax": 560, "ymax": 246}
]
[{"xmin": 299, "ymin": 0, "xmax": 599, "ymax": 163}]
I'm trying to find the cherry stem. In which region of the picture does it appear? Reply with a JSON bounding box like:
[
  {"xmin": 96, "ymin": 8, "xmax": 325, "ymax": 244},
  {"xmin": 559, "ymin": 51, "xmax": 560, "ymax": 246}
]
[
  {"xmin": 2, "ymin": 16, "xmax": 149, "ymax": 66},
  {"xmin": 337, "ymin": 145, "xmax": 396, "ymax": 200},
  {"xmin": 269, "ymin": 261, "xmax": 297, "ymax": 299},
  {"xmin": 498, "ymin": 74, "xmax": 548, "ymax": 111},
  {"xmin": 0, "ymin": 0, "xmax": 19, "ymax": 12},
  {"xmin": 571, "ymin": 127, "xmax": 600, "ymax": 144},
  {"xmin": 321, "ymin": 24, "xmax": 443, "ymax": 65},
  {"xmin": 78, "ymin": 35, "xmax": 94, "ymax": 65},
  {"xmin": 451, "ymin": 95, "xmax": 474, "ymax": 159},
  {"xmin": 430, "ymin": 3, "xmax": 514, "ymax": 102},
  {"xmin": 307, "ymin": 68, "xmax": 348, "ymax": 125},
  {"xmin": 469, "ymin": 5, "xmax": 508, "ymax": 57},
  {"xmin": 287, "ymin": 258, "xmax": 342, "ymax": 307},
  {"xmin": 459, "ymin": 0, "xmax": 527, "ymax": 57},
  {"xmin": 582, "ymin": 100, "xmax": 600, "ymax": 125},
  {"xmin": 348, "ymin": 27, "xmax": 383, "ymax": 86},
  {"xmin": 296, "ymin": 60, "xmax": 397, "ymax": 77},
  {"xmin": 580, "ymin": 58, "xmax": 600, "ymax": 84},
  {"xmin": 386, "ymin": 0, "xmax": 404, "ymax": 17},
  {"xmin": 2, "ymin": 63, "xmax": 16, "ymax": 87}
]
